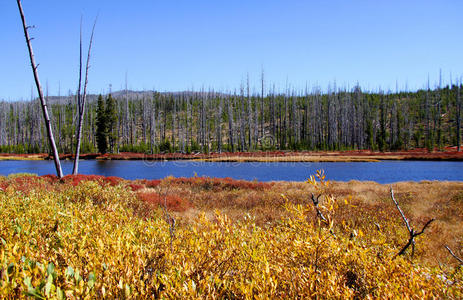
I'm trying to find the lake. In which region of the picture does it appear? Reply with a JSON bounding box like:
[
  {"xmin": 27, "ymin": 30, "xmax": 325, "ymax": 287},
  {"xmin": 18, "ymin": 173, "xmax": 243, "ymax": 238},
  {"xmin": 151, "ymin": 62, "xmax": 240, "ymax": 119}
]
[{"xmin": 0, "ymin": 160, "xmax": 462, "ymax": 183}]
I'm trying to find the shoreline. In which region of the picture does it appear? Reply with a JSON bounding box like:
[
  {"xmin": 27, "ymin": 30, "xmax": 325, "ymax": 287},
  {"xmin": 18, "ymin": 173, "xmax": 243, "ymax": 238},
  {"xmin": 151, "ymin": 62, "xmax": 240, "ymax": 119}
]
[{"xmin": 1, "ymin": 149, "xmax": 463, "ymax": 162}]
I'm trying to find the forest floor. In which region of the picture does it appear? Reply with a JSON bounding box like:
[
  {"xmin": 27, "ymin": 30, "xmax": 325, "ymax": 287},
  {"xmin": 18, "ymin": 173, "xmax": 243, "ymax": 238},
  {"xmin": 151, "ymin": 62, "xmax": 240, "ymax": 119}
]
[{"xmin": 1, "ymin": 146, "xmax": 463, "ymax": 161}]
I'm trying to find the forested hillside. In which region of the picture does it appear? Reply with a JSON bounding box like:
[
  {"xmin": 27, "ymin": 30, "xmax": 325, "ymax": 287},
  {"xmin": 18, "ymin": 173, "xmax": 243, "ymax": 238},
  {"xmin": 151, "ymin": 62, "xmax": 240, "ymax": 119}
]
[{"xmin": 0, "ymin": 83, "xmax": 461, "ymax": 154}]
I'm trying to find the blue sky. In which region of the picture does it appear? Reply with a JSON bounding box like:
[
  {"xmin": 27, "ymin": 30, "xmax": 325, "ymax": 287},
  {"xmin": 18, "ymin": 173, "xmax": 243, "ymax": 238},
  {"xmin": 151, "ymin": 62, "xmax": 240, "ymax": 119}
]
[{"xmin": 1, "ymin": 0, "xmax": 462, "ymax": 100}]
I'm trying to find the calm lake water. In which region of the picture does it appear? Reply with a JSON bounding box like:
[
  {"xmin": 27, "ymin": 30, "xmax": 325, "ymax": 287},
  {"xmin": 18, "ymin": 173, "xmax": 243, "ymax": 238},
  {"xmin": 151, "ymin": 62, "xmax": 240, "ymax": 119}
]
[{"xmin": 0, "ymin": 160, "xmax": 462, "ymax": 183}]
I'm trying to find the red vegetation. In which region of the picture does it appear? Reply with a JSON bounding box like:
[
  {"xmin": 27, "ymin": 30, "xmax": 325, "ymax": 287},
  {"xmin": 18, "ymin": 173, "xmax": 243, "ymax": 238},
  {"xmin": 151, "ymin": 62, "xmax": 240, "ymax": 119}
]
[
  {"xmin": 0, "ymin": 181, "xmax": 8, "ymax": 191},
  {"xmin": 41, "ymin": 174, "xmax": 58, "ymax": 182},
  {"xmin": 1, "ymin": 176, "xmax": 51, "ymax": 194},
  {"xmin": 127, "ymin": 183, "xmax": 145, "ymax": 191},
  {"xmin": 137, "ymin": 191, "xmax": 190, "ymax": 212},
  {"xmin": 167, "ymin": 176, "xmax": 273, "ymax": 191}
]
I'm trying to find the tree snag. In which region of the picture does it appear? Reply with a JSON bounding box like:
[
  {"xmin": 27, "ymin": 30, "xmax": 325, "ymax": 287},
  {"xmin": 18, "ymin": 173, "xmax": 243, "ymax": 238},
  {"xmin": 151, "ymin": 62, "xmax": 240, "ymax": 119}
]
[
  {"xmin": 17, "ymin": 0, "xmax": 63, "ymax": 178},
  {"xmin": 73, "ymin": 17, "xmax": 97, "ymax": 175}
]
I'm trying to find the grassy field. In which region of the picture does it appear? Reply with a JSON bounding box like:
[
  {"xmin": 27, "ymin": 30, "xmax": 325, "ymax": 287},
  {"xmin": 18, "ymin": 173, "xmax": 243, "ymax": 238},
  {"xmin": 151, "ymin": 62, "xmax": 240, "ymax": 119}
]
[{"xmin": 0, "ymin": 173, "xmax": 462, "ymax": 298}]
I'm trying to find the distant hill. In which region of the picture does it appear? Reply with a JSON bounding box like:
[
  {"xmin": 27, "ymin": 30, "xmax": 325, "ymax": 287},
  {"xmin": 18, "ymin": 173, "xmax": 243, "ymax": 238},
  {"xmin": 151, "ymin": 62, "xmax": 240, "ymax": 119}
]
[{"xmin": 44, "ymin": 90, "xmax": 229, "ymax": 104}]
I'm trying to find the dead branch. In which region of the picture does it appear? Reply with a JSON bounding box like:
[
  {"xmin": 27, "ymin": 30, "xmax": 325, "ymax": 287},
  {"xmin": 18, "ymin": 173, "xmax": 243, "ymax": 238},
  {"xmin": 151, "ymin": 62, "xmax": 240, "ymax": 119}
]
[
  {"xmin": 310, "ymin": 193, "xmax": 328, "ymax": 223},
  {"xmin": 391, "ymin": 187, "xmax": 435, "ymax": 258},
  {"xmin": 445, "ymin": 245, "xmax": 463, "ymax": 265}
]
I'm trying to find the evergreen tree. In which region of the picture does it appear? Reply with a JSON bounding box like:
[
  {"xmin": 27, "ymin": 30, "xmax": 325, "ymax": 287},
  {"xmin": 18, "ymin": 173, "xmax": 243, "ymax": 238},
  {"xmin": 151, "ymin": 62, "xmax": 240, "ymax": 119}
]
[
  {"xmin": 96, "ymin": 95, "xmax": 108, "ymax": 154},
  {"xmin": 105, "ymin": 94, "xmax": 118, "ymax": 153}
]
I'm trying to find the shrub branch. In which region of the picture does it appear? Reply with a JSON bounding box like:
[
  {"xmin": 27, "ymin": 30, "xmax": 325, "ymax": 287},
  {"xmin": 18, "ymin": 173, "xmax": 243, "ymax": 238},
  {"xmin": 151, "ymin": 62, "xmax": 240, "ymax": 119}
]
[
  {"xmin": 390, "ymin": 187, "xmax": 435, "ymax": 258},
  {"xmin": 310, "ymin": 193, "xmax": 328, "ymax": 223},
  {"xmin": 445, "ymin": 245, "xmax": 463, "ymax": 265}
]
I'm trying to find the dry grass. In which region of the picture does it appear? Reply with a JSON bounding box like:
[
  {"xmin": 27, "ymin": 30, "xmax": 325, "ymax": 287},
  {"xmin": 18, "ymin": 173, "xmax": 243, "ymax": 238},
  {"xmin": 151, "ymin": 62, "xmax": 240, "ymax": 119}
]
[
  {"xmin": 137, "ymin": 178, "xmax": 462, "ymax": 267},
  {"xmin": 0, "ymin": 154, "xmax": 45, "ymax": 160}
]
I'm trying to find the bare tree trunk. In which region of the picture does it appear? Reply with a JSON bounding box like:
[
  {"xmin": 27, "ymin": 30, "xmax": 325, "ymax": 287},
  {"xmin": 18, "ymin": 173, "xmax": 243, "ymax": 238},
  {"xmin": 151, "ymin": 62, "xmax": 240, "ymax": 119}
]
[
  {"xmin": 125, "ymin": 72, "xmax": 129, "ymax": 146},
  {"xmin": 17, "ymin": 0, "xmax": 63, "ymax": 178},
  {"xmin": 73, "ymin": 17, "xmax": 96, "ymax": 175},
  {"xmin": 260, "ymin": 68, "xmax": 265, "ymax": 140},
  {"xmin": 217, "ymin": 96, "xmax": 222, "ymax": 152},
  {"xmin": 227, "ymin": 96, "xmax": 235, "ymax": 152},
  {"xmin": 246, "ymin": 76, "xmax": 252, "ymax": 150},
  {"xmin": 457, "ymin": 81, "xmax": 461, "ymax": 152},
  {"xmin": 271, "ymin": 85, "xmax": 276, "ymax": 144}
]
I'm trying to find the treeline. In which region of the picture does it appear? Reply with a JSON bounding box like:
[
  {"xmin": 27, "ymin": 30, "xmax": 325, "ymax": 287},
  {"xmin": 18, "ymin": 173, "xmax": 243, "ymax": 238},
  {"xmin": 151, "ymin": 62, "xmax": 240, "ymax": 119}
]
[{"xmin": 0, "ymin": 83, "xmax": 462, "ymax": 154}]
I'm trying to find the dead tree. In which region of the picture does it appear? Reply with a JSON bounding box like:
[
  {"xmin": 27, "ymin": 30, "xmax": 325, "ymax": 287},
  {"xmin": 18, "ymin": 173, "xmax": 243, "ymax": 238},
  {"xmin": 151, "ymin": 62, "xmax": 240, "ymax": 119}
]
[
  {"xmin": 260, "ymin": 68, "xmax": 265, "ymax": 140},
  {"xmin": 457, "ymin": 81, "xmax": 461, "ymax": 152},
  {"xmin": 390, "ymin": 187, "xmax": 435, "ymax": 258},
  {"xmin": 73, "ymin": 17, "xmax": 97, "ymax": 175},
  {"xmin": 17, "ymin": 0, "xmax": 63, "ymax": 178},
  {"xmin": 226, "ymin": 96, "xmax": 235, "ymax": 152}
]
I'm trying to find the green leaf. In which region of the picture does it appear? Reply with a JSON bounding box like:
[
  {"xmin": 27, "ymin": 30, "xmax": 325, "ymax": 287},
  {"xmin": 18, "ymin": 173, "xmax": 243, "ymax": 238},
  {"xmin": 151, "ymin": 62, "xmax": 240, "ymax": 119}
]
[
  {"xmin": 23, "ymin": 277, "xmax": 45, "ymax": 300},
  {"xmin": 75, "ymin": 269, "xmax": 82, "ymax": 283},
  {"xmin": 24, "ymin": 290, "xmax": 46, "ymax": 300},
  {"xmin": 46, "ymin": 262, "xmax": 55, "ymax": 276},
  {"xmin": 14, "ymin": 224, "xmax": 22, "ymax": 235},
  {"xmin": 24, "ymin": 276, "xmax": 33, "ymax": 289},
  {"xmin": 88, "ymin": 272, "xmax": 96, "ymax": 289},
  {"xmin": 65, "ymin": 266, "xmax": 74, "ymax": 278},
  {"xmin": 56, "ymin": 287, "xmax": 64, "ymax": 300},
  {"xmin": 45, "ymin": 274, "xmax": 53, "ymax": 296}
]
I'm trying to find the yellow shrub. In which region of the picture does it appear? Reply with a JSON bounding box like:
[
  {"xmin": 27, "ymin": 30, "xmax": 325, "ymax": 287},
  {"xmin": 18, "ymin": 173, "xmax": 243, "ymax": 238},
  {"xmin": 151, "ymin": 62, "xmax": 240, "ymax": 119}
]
[{"xmin": 0, "ymin": 175, "xmax": 461, "ymax": 298}]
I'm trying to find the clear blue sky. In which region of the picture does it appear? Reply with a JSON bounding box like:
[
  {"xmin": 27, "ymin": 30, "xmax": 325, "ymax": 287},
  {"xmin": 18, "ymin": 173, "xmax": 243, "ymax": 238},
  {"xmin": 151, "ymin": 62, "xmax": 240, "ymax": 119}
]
[{"xmin": 1, "ymin": 0, "xmax": 462, "ymax": 100}]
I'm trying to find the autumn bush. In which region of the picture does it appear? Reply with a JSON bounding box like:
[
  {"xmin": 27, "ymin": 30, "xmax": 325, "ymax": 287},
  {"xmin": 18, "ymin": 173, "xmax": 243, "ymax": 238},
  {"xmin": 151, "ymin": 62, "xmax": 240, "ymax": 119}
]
[
  {"xmin": 0, "ymin": 174, "xmax": 462, "ymax": 298},
  {"xmin": 137, "ymin": 191, "xmax": 190, "ymax": 212},
  {"xmin": 167, "ymin": 176, "xmax": 273, "ymax": 191}
]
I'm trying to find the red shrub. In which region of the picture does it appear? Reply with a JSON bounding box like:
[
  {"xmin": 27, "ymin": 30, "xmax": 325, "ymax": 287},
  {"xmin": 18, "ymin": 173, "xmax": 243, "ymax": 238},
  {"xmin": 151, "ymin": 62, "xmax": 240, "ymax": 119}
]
[
  {"xmin": 145, "ymin": 179, "xmax": 161, "ymax": 188},
  {"xmin": 6, "ymin": 176, "xmax": 48, "ymax": 194},
  {"xmin": 0, "ymin": 181, "xmax": 9, "ymax": 191},
  {"xmin": 128, "ymin": 183, "xmax": 145, "ymax": 191},
  {"xmin": 41, "ymin": 174, "xmax": 58, "ymax": 182},
  {"xmin": 103, "ymin": 176, "xmax": 124, "ymax": 186},
  {"xmin": 137, "ymin": 191, "xmax": 190, "ymax": 212},
  {"xmin": 166, "ymin": 176, "xmax": 273, "ymax": 191}
]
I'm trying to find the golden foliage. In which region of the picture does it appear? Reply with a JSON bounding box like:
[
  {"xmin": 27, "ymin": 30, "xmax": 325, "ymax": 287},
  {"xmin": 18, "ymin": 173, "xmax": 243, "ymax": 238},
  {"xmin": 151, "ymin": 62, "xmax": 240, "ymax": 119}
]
[{"xmin": 0, "ymin": 175, "xmax": 461, "ymax": 298}]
